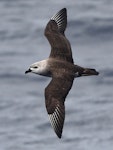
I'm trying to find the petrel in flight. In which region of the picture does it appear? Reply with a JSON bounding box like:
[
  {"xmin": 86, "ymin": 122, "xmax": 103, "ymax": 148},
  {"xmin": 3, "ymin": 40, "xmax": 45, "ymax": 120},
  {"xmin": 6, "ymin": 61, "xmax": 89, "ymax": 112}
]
[{"xmin": 25, "ymin": 8, "xmax": 99, "ymax": 138}]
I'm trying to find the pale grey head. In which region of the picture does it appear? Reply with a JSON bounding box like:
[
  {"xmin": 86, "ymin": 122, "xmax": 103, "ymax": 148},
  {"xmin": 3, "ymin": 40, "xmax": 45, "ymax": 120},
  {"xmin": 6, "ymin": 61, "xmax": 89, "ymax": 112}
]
[{"xmin": 25, "ymin": 59, "xmax": 50, "ymax": 76}]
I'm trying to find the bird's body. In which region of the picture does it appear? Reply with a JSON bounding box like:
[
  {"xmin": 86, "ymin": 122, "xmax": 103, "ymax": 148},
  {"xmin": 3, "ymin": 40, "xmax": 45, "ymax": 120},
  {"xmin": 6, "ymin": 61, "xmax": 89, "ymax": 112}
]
[{"xmin": 25, "ymin": 8, "xmax": 99, "ymax": 138}]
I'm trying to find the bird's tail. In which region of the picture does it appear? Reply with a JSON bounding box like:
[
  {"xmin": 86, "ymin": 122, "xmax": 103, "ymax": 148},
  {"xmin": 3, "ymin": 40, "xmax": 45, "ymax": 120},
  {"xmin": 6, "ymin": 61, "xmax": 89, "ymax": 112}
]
[{"xmin": 74, "ymin": 65, "xmax": 99, "ymax": 77}]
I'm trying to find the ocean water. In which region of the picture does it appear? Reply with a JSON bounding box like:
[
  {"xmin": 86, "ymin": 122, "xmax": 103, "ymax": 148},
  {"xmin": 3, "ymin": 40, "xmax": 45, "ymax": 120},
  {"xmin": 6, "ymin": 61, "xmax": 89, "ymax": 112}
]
[{"xmin": 0, "ymin": 0, "xmax": 113, "ymax": 150}]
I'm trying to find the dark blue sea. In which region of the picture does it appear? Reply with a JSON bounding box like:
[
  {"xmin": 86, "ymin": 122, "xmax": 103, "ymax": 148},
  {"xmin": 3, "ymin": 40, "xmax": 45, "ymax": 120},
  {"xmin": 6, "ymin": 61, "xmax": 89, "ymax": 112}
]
[{"xmin": 0, "ymin": 0, "xmax": 113, "ymax": 150}]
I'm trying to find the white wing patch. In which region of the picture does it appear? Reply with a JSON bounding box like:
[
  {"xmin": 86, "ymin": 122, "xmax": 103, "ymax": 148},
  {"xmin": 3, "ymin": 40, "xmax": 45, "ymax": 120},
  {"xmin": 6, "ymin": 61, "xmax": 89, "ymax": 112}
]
[
  {"xmin": 48, "ymin": 106, "xmax": 64, "ymax": 138},
  {"xmin": 51, "ymin": 8, "xmax": 67, "ymax": 34}
]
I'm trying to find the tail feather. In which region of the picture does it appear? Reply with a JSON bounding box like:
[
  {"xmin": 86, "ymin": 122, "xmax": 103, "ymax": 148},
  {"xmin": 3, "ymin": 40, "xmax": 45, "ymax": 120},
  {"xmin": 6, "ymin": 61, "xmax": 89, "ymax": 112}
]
[
  {"xmin": 82, "ymin": 68, "xmax": 99, "ymax": 76},
  {"xmin": 74, "ymin": 65, "xmax": 99, "ymax": 77}
]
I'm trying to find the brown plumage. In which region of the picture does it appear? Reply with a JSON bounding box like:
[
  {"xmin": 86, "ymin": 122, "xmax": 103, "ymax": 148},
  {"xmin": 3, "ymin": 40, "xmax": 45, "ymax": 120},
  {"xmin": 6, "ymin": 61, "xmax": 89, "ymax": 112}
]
[
  {"xmin": 44, "ymin": 8, "xmax": 99, "ymax": 138},
  {"xmin": 25, "ymin": 8, "xmax": 99, "ymax": 138}
]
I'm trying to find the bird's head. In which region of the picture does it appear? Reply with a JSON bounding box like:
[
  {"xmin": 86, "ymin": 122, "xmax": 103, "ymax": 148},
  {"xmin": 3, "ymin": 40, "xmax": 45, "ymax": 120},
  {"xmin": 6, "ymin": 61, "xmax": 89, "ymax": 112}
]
[
  {"xmin": 25, "ymin": 60, "xmax": 49, "ymax": 76},
  {"xmin": 25, "ymin": 62, "xmax": 40, "ymax": 74}
]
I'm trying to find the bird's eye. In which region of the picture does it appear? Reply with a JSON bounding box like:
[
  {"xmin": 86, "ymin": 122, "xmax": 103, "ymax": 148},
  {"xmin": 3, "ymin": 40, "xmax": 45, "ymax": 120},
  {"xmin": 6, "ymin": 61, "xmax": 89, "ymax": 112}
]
[{"xmin": 34, "ymin": 66, "xmax": 38, "ymax": 68}]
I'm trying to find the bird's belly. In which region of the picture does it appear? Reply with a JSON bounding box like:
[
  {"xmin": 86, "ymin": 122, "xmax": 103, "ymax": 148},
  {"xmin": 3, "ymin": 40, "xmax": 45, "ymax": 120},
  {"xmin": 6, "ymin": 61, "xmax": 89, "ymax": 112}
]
[{"xmin": 38, "ymin": 70, "xmax": 52, "ymax": 77}]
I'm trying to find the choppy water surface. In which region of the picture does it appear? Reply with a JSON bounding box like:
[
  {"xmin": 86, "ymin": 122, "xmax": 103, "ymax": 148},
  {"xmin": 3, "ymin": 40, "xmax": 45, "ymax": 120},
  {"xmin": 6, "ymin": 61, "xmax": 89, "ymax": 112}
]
[{"xmin": 0, "ymin": 0, "xmax": 113, "ymax": 150}]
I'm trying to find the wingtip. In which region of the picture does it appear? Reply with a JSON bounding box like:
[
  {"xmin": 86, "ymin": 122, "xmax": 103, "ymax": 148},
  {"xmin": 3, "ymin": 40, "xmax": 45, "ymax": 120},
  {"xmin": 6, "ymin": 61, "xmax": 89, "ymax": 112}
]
[
  {"xmin": 60, "ymin": 8, "xmax": 67, "ymax": 14},
  {"xmin": 57, "ymin": 134, "xmax": 62, "ymax": 139},
  {"xmin": 55, "ymin": 129, "xmax": 62, "ymax": 139},
  {"xmin": 50, "ymin": 8, "xmax": 67, "ymax": 34},
  {"xmin": 48, "ymin": 105, "xmax": 65, "ymax": 139},
  {"xmin": 61, "ymin": 8, "xmax": 67, "ymax": 12}
]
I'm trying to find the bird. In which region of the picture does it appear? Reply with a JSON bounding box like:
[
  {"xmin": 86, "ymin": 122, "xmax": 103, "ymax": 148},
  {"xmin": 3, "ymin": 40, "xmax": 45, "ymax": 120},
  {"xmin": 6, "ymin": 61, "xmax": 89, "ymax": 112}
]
[{"xmin": 25, "ymin": 8, "xmax": 99, "ymax": 138}]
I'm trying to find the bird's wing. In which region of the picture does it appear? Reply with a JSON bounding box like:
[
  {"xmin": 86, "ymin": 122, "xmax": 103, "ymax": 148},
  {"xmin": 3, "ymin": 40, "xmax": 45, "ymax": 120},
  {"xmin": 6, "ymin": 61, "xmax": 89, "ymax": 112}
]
[
  {"xmin": 45, "ymin": 76, "xmax": 74, "ymax": 138},
  {"xmin": 50, "ymin": 8, "xmax": 67, "ymax": 35},
  {"xmin": 44, "ymin": 8, "xmax": 73, "ymax": 63}
]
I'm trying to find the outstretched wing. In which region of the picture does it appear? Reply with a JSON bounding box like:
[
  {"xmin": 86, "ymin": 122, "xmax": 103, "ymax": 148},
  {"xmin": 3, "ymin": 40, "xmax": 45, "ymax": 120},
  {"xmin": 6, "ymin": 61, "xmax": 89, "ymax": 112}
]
[
  {"xmin": 45, "ymin": 76, "xmax": 74, "ymax": 138},
  {"xmin": 44, "ymin": 8, "xmax": 73, "ymax": 63}
]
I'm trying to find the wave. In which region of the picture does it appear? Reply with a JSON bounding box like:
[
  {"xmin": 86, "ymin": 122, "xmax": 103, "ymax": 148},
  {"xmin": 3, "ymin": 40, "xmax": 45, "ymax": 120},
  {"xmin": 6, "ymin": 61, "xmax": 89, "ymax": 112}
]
[{"xmin": 68, "ymin": 17, "xmax": 113, "ymax": 41}]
